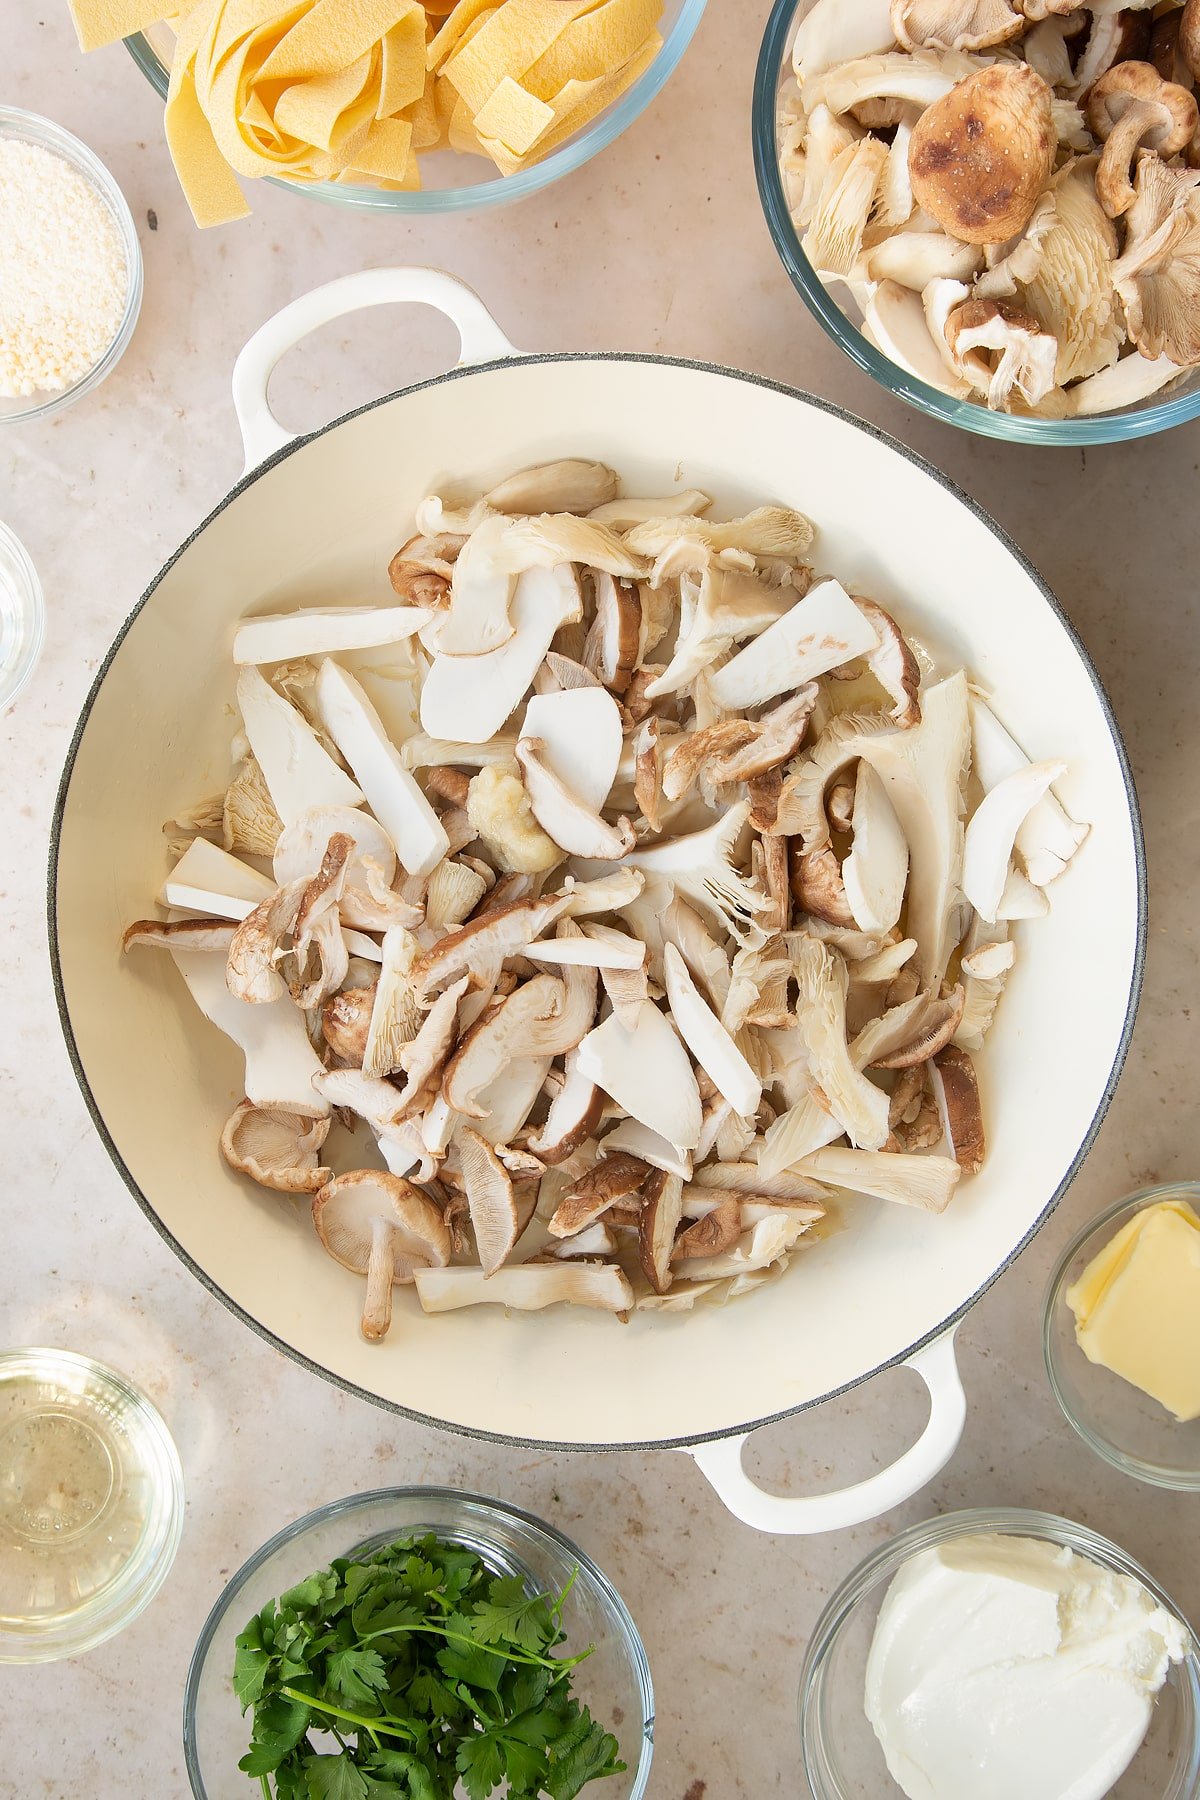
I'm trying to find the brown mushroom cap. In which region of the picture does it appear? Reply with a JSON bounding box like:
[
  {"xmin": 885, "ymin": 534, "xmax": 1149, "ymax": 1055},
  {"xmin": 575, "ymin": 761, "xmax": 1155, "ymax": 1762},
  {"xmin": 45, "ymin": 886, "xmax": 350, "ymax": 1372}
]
[
  {"xmin": 936, "ymin": 1043, "xmax": 986, "ymax": 1173},
  {"xmin": 672, "ymin": 1195, "xmax": 742, "ymax": 1261},
  {"xmin": 639, "ymin": 1168, "xmax": 685, "ymax": 1294},
  {"xmin": 321, "ymin": 983, "xmax": 377, "ymax": 1066},
  {"xmin": 1181, "ymin": 0, "xmax": 1200, "ymax": 84},
  {"xmin": 549, "ymin": 1152, "xmax": 650, "ymax": 1237},
  {"xmin": 909, "ymin": 63, "xmax": 1056, "ymax": 245},
  {"xmin": 853, "ymin": 598, "xmax": 922, "ymax": 730},
  {"xmin": 1086, "ymin": 62, "xmax": 1199, "ymax": 217}
]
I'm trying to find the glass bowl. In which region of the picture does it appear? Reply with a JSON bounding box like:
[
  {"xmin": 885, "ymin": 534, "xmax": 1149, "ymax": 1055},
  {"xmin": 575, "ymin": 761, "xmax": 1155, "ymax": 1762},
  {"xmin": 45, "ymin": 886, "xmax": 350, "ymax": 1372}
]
[
  {"xmin": 183, "ymin": 1487, "xmax": 654, "ymax": 1799},
  {"xmin": 127, "ymin": 1, "xmax": 707, "ymax": 216},
  {"xmin": 800, "ymin": 1507, "xmax": 1200, "ymax": 1800},
  {"xmin": 0, "ymin": 108, "xmax": 143, "ymax": 425},
  {"xmin": 1044, "ymin": 1184, "xmax": 1200, "ymax": 1491},
  {"xmin": 0, "ymin": 1347, "xmax": 184, "ymax": 1663},
  {"xmin": 752, "ymin": 0, "xmax": 1200, "ymax": 445},
  {"xmin": 0, "ymin": 520, "xmax": 45, "ymax": 712}
]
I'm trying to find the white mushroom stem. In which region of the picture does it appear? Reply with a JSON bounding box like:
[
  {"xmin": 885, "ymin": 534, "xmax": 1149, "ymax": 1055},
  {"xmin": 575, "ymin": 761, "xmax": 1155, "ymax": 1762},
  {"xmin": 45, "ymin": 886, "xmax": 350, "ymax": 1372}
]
[
  {"xmin": 969, "ymin": 694, "xmax": 1088, "ymax": 886},
  {"xmin": 599, "ymin": 1117, "xmax": 693, "ymax": 1179},
  {"xmin": 232, "ymin": 604, "xmax": 434, "ymax": 665},
  {"xmin": 161, "ymin": 837, "xmax": 274, "ymax": 916},
  {"xmin": 521, "ymin": 686, "xmax": 623, "ymax": 811},
  {"xmin": 171, "ymin": 948, "xmax": 330, "ymax": 1116},
  {"xmin": 663, "ymin": 944, "xmax": 762, "ymax": 1118},
  {"xmin": 515, "ymin": 738, "xmax": 636, "ymax": 859},
  {"xmin": 707, "ymin": 579, "xmax": 880, "ymax": 711},
  {"xmin": 314, "ymin": 660, "xmax": 449, "ymax": 878},
  {"xmin": 365, "ymin": 1215, "xmax": 397, "ymax": 1341},
  {"xmin": 963, "ymin": 760, "xmax": 1067, "ymax": 922},
  {"xmin": 420, "ymin": 565, "xmax": 582, "ymax": 744},
  {"xmin": 576, "ymin": 1002, "xmax": 704, "ymax": 1150},
  {"xmin": 841, "ymin": 760, "xmax": 909, "ymax": 934},
  {"xmin": 236, "ymin": 665, "xmax": 363, "ymax": 824}
]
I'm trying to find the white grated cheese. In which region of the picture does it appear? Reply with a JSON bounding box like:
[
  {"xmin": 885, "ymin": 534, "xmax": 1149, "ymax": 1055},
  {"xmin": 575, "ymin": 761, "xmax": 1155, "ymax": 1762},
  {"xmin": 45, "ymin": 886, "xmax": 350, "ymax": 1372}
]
[{"xmin": 0, "ymin": 139, "xmax": 129, "ymax": 398}]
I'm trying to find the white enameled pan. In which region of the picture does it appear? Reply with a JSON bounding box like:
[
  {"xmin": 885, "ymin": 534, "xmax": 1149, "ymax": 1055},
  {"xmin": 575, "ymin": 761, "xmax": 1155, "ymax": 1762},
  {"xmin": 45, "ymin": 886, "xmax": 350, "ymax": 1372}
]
[{"xmin": 50, "ymin": 269, "xmax": 1145, "ymax": 1533}]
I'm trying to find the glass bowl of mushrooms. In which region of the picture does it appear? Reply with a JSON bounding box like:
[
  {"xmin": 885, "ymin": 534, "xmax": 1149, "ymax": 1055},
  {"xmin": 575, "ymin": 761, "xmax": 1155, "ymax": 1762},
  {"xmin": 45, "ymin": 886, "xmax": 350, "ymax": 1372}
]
[{"xmin": 753, "ymin": 0, "xmax": 1200, "ymax": 443}]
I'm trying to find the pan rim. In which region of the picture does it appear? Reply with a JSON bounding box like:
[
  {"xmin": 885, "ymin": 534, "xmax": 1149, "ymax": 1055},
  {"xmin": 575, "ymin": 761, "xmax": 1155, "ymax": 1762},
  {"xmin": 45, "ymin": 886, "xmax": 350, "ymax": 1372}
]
[{"xmin": 46, "ymin": 350, "xmax": 1148, "ymax": 1454}]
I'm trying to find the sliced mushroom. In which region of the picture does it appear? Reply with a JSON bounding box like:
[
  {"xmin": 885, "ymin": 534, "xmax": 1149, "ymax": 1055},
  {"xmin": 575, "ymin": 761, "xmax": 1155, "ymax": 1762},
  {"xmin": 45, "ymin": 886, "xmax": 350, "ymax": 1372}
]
[
  {"xmin": 583, "ymin": 573, "xmax": 642, "ymax": 694},
  {"xmin": 968, "ymin": 692, "xmax": 1088, "ymax": 885},
  {"xmin": 521, "ymin": 686, "xmax": 623, "ymax": 811},
  {"xmin": 663, "ymin": 720, "xmax": 758, "ymax": 805},
  {"xmin": 663, "ymin": 944, "xmax": 763, "ymax": 1118},
  {"xmin": 313, "ymin": 660, "xmax": 448, "ymax": 879},
  {"xmin": 233, "ymin": 604, "xmax": 433, "ymax": 666},
  {"xmin": 527, "ymin": 1047, "xmax": 604, "ymax": 1164},
  {"xmin": 775, "ymin": 710, "xmax": 895, "ymax": 925},
  {"xmin": 550, "ymin": 1151, "xmax": 650, "ymax": 1237},
  {"xmin": 576, "ymin": 1002, "xmax": 704, "ymax": 1150},
  {"xmin": 854, "ymin": 598, "xmax": 921, "ymax": 728},
  {"xmin": 220, "ymin": 1099, "xmax": 332, "ymax": 1193},
  {"xmin": 842, "ymin": 759, "xmax": 910, "ymax": 935},
  {"xmin": 321, "ymin": 983, "xmax": 377, "ymax": 1064},
  {"xmin": 484, "ymin": 459, "xmax": 618, "ymax": 515},
  {"xmin": 793, "ymin": 0, "xmax": 897, "ymax": 80},
  {"xmin": 544, "ymin": 1222, "xmax": 619, "ymax": 1259},
  {"xmin": 804, "ymin": 136, "xmax": 890, "ymax": 276},
  {"xmin": 963, "ymin": 759, "xmax": 1068, "ymax": 921},
  {"xmin": 415, "ymin": 895, "xmax": 569, "ymax": 993},
  {"xmin": 639, "ymin": 1168, "xmax": 685, "ymax": 1293},
  {"xmin": 934, "ymin": 1043, "xmax": 985, "ymax": 1174},
  {"xmin": 633, "ymin": 717, "xmax": 666, "ymax": 830},
  {"xmin": 290, "ymin": 833, "xmax": 354, "ymax": 1010},
  {"xmin": 236, "ymin": 666, "xmax": 363, "ymax": 825},
  {"xmin": 677, "ymin": 1211, "xmax": 814, "ymax": 1281},
  {"xmin": 420, "ymin": 564, "xmax": 583, "ymax": 745},
  {"xmin": 170, "ymin": 946, "xmax": 330, "ymax": 1117},
  {"xmin": 624, "ymin": 800, "xmax": 770, "ymax": 944},
  {"xmin": 707, "ymin": 579, "xmax": 880, "ymax": 711},
  {"xmin": 792, "ymin": 936, "xmax": 891, "ymax": 1148},
  {"xmin": 162, "ymin": 836, "xmax": 275, "ymax": 922},
  {"xmin": 598, "ymin": 1118, "xmax": 693, "ymax": 1179},
  {"xmin": 943, "ymin": 298, "xmax": 1060, "ymax": 410},
  {"xmin": 797, "ymin": 1145, "xmax": 961, "ymax": 1212},
  {"xmin": 124, "ymin": 917, "xmax": 237, "ymax": 954},
  {"xmin": 362, "ymin": 926, "xmax": 422, "ymax": 1078},
  {"xmin": 1019, "ymin": 161, "xmax": 1122, "ymax": 386},
  {"xmin": 458, "ymin": 1129, "xmax": 525, "ymax": 1275},
  {"xmin": 387, "ymin": 533, "xmax": 457, "ymax": 609},
  {"xmin": 443, "ymin": 976, "xmax": 566, "ymax": 1119},
  {"xmin": 314, "ymin": 1170, "xmax": 451, "ymax": 1340},
  {"xmin": 892, "ymin": 0, "xmax": 1025, "ymax": 53},
  {"xmin": 908, "ymin": 63, "xmax": 1056, "ymax": 244},
  {"xmin": 863, "ymin": 280, "xmax": 973, "ymax": 397},
  {"xmin": 391, "ymin": 975, "xmax": 469, "ymax": 1116},
  {"xmin": 815, "ymin": 48, "xmax": 984, "ymax": 116},
  {"xmin": 1086, "ymin": 61, "xmax": 1198, "ymax": 217},
  {"xmin": 413, "ymin": 1263, "xmax": 634, "ymax": 1314},
  {"xmin": 672, "ymin": 1196, "xmax": 743, "ymax": 1260},
  {"xmin": 515, "ymin": 738, "xmax": 636, "ymax": 859},
  {"xmin": 466, "ymin": 763, "xmax": 561, "ymax": 875},
  {"xmin": 223, "ymin": 755, "xmax": 284, "ymax": 856},
  {"xmin": 868, "ymin": 984, "xmax": 965, "ymax": 1067},
  {"xmin": 1112, "ymin": 156, "xmax": 1200, "ymax": 365}
]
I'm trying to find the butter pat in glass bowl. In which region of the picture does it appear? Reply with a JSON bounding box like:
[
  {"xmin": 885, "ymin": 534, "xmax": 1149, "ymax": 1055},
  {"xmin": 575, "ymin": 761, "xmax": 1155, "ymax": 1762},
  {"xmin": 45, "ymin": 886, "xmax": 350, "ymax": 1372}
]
[
  {"xmin": 1045, "ymin": 1184, "xmax": 1200, "ymax": 1490},
  {"xmin": 799, "ymin": 1508, "xmax": 1200, "ymax": 1800}
]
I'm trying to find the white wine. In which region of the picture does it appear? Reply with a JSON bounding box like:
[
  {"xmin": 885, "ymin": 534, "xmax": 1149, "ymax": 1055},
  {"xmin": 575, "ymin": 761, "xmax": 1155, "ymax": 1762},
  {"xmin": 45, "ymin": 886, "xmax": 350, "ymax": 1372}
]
[{"xmin": 0, "ymin": 1348, "xmax": 183, "ymax": 1661}]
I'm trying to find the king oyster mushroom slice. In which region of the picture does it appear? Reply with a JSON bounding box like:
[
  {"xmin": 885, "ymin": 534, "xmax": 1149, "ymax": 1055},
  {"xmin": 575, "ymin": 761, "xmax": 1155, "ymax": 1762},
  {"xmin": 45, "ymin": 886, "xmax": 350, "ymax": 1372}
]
[
  {"xmin": 860, "ymin": 230, "xmax": 984, "ymax": 289},
  {"xmin": 544, "ymin": 1222, "xmax": 618, "ymax": 1259},
  {"xmin": 663, "ymin": 944, "xmax": 763, "ymax": 1119},
  {"xmin": 484, "ymin": 460, "xmax": 619, "ymax": 515},
  {"xmin": 521, "ymin": 686, "xmax": 623, "ymax": 811},
  {"xmin": 161, "ymin": 837, "xmax": 275, "ymax": 921},
  {"xmin": 863, "ymin": 280, "xmax": 973, "ymax": 397},
  {"xmin": 550, "ymin": 1151, "xmax": 651, "ymax": 1237},
  {"xmin": 857, "ymin": 671, "xmax": 971, "ymax": 990},
  {"xmin": 707, "ymin": 579, "xmax": 880, "ymax": 712},
  {"xmin": 442, "ymin": 954, "xmax": 596, "ymax": 1120},
  {"xmin": 1112, "ymin": 157, "xmax": 1200, "ymax": 366},
  {"xmin": 420, "ymin": 565, "xmax": 583, "ymax": 745},
  {"xmin": 599, "ymin": 1118, "xmax": 693, "ymax": 1179},
  {"xmin": 170, "ymin": 947, "xmax": 330, "ymax": 1117},
  {"xmin": 313, "ymin": 1170, "xmax": 451, "ymax": 1341},
  {"xmin": 413, "ymin": 1263, "xmax": 634, "ymax": 1315},
  {"xmin": 458, "ymin": 1129, "xmax": 527, "ymax": 1275},
  {"xmin": 842, "ymin": 759, "xmax": 910, "ymax": 935},
  {"xmin": 797, "ymin": 1144, "xmax": 961, "ymax": 1213},
  {"xmin": 313, "ymin": 660, "xmax": 449, "ymax": 879},
  {"xmin": 792, "ymin": 937, "xmax": 891, "ymax": 1148},
  {"xmin": 962, "ymin": 759, "xmax": 1069, "ymax": 922},
  {"xmin": 968, "ymin": 692, "xmax": 1088, "ymax": 884},
  {"xmin": 908, "ymin": 63, "xmax": 1056, "ymax": 246},
  {"xmin": 363, "ymin": 926, "xmax": 422, "ymax": 1077},
  {"xmin": 515, "ymin": 738, "xmax": 636, "ymax": 860},
  {"xmin": 124, "ymin": 917, "xmax": 237, "ymax": 953},
  {"xmin": 793, "ymin": 0, "xmax": 896, "ymax": 81},
  {"xmin": 644, "ymin": 566, "xmax": 801, "ymax": 700},
  {"xmin": 1065, "ymin": 349, "xmax": 1184, "ymax": 416},
  {"xmin": 236, "ymin": 666, "xmax": 363, "ymax": 824},
  {"xmin": 576, "ymin": 1001, "xmax": 704, "ymax": 1151},
  {"xmin": 933, "ymin": 1042, "xmax": 986, "ymax": 1173},
  {"xmin": 220, "ymin": 1100, "xmax": 332, "ymax": 1193},
  {"xmin": 676, "ymin": 1211, "xmax": 814, "ymax": 1282},
  {"xmin": 232, "ymin": 604, "xmax": 434, "ymax": 666}
]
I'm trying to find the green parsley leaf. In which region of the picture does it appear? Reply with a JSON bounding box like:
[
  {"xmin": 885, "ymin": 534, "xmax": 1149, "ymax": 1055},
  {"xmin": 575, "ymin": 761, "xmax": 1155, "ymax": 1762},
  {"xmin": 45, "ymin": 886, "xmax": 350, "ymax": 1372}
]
[
  {"xmin": 327, "ymin": 1646, "xmax": 389, "ymax": 1705},
  {"xmin": 303, "ymin": 1756, "xmax": 369, "ymax": 1799},
  {"xmin": 456, "ymin": 1730, "xmax": 506, "ymax": 1800},
  {"xmin": 469, "ymin": 1577, "xmax": 558, "ymax": 1657},
  {"xmin": 545, "ymin": 1717, "xmax": 625, "ymax": 1800}
]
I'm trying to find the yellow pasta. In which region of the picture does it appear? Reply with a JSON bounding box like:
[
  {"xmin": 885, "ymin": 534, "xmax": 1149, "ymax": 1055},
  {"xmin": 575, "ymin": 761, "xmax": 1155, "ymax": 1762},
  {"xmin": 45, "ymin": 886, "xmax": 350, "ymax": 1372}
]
[{"xmin": 70, "ymin": 0, "xmax": 666, "ymax": 224}]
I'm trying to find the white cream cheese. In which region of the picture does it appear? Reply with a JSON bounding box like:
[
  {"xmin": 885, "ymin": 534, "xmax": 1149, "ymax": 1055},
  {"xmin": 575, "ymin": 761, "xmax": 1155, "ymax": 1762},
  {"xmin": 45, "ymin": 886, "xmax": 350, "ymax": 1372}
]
[{"xmin": 864, "ymin": 1532, "xmax": 1188, "ymax": 1800}]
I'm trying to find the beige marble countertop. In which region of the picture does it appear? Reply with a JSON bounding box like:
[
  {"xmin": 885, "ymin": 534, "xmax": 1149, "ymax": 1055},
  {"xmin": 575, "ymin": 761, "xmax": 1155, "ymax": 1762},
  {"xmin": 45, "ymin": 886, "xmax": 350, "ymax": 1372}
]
[{"xmin": 4, "ymin": 5, "xmax": 1199, "ymax": 1795}]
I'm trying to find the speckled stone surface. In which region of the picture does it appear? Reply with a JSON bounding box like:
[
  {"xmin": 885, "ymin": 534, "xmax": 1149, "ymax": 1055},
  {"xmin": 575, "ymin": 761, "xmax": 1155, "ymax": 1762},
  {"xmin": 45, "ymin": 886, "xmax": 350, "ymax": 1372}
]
[{"xmin": 3, "ymin": 6, "xmax": 1199, "ymax": 1796}]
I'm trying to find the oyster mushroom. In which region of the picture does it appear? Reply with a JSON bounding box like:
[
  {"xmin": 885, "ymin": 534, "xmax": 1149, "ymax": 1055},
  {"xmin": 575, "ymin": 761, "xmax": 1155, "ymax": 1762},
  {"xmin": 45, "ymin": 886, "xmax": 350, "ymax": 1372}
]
[
  {"xmin": 576, "ymin": 1001, "xmax": 704, "ymax": 1150},
  {"xmin": 969, "ymin": 691, "xmax": 1088, "ymax": 884},
  {"xmin": 484, "ymin": 459, "xmax": 618, "ymax": 515},
  {"xmin": 891, "ymin": 0, "xmax": 1026, "ymax": 52},
  {"xmin": 582, "ymin": 573, "xmax": 642, "ymax": 694},
  {"xmin": 798, "ymin": 1144, "xmax": 961, "ymax": 1212},
  {"xmin": 804, "ymin": 136, "xmax": 890, "ymax": 276},
  {"xmin": 420, "ymin": 564, "xmax": 583, "ymax": 745},
  {"xmin": 413, "ymin": 1263, "xmax": 634, "ymax": 1314},
  {"xmin": 223, "ymin": 756, "xmax": 283, "ymax": 857},
  {"xmin": 775, "ymin": 710, "xmax": 895, "ymax": 926},
  {"xmin": 908, "ymin": 63, "xmax": 1056, "ymax": 244},
  {"xmin": 170, "ymin": 946, "xmax": 329, "ymax": 1116},
  {"xmin": 864, "ymin": 984, "xmax": 966, "ymax": 1067},
  {"xmin": 963, "ymin": 758, "xmax": 1069, "ymax": 921},
  {"xmin": 675, "ymin": 1211, "xmax": 816, "ymax": 1281},
  {"xmin": 390, "ymin": 976, "xmax": 470, "ymax": 1117},
  {"xmin": 1086, "ymin": 62, "xmax": 1198, "ymax": 217},
  {"xmin": 458, "ymin": 1128, "xmax": 525, "ymax": 1275},
  {"xmin": 934, "ymin": 1042, "xmax": 985, "ymax": 1173},
  {"xmin": 644, "ymin": 565, "xmax": 800, "ymax": 699},
  {"xmin": 1112, "ymin": 156, "xmax": 1200, "ymax": 365},
  {"xmin": 707, "ymin": 579, "xmax": 880, "ymax": 711},
  {"xmin": 362, "ymin": 926, "xmax": 421, "ymax": 1078},
  {"xmin": 387, "ymin": 534, "xmax": 457, "ymax": 609},
  {"xmin": 855, "ymin": 597, "xmax": 922, "ymax": 728},
  {"xmin": 424, "ymin": 859, "xmax": 489, "ymax": 933},
  {"xmin": 639, "ymin": 1167, "xmax": 685, "ymax": 1293},
  {"xmin": 220, "ymin": 1100, "xmax": 331, "ymax": 1193},
  {"xmin": 313, "ymin": 1170, "xmax": 451, "ymax": 1341},
  {"xmin": 515, "ymin": 738, "xmax": 636, "ymax": 859},
  {"xmin": 624, "ymin": 800, "xmax": 770, "ymax": 944},
  {"xmin": 1065, "ymin": 349, "xmax": 1184, "ymax": 414},
  {"xmin": 793, "ymin": 937, "xmax": 891, "ymax": 1148},
  {"xmin": 1016, "ymin": 162, "xmax": 1122, "ymax": 385},
  {"xmin": 672, "ymin": 1196, "xmax": 744, "ymax": 1261},
  {"xmin": 236, "ymin": 666, "xmax": 363, "ymax": 824},
  {"xmin": 522, "ymin": 686, "xmax": 623, "ymax": 811},
  {"xmin": 842, "ymin": 759, "xmax": 909, "ymax": 934},
  {"xmin": 793, "ymin": 0, "xmax": 897, "ymax": 80},
  {"xmin": 860, "ymin": 231, "xmax": 984, "ymax": 289},
  {"xmin": 663, "ymin": 944, "xmax": 763, "ymax": 1118},
  {"xmin": 942, "ymin": 297, "xmax": 1060, "ymax": 410},
  {"xmin": 815, "ymin": 48, "xmax": 984, "ymax": 116},
  {"xmin": 863, "ymin": 280, "xmax": 973, "ymax": 396},
  {"xmin": 314, "ymin": 660, "xmax": 449, "ymax": 879}
]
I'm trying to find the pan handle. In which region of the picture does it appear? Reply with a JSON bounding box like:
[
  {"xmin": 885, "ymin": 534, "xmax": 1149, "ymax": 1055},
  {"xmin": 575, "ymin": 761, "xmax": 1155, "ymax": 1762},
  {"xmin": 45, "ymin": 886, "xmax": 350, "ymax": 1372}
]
[
  {"xmin": 685, "ymin": 1328, "xmax": 965, "ymax": 1535},
  {"xmin": 231, "ymin": 267, "xmax": 521, "ymax": 473}
]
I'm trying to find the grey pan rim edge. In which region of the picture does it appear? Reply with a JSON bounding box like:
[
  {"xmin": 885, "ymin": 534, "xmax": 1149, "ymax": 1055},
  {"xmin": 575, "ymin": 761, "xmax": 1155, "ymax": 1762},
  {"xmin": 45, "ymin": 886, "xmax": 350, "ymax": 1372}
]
[{"xmin": 46, "ymin": 352, "xmax": 1149, "ymax": 1456}]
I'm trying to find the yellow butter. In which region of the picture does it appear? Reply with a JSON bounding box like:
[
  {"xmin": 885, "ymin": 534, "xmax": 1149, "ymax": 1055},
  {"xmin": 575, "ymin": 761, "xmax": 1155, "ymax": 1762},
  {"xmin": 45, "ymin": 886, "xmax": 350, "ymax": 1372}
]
[
  {"xmin": 472, "ymin": 76, "xmax": 554, "ymax": 154},
  {"xmin": 1066, "ymin": 1199, "xmax": 1200, "ymax": 1423}
]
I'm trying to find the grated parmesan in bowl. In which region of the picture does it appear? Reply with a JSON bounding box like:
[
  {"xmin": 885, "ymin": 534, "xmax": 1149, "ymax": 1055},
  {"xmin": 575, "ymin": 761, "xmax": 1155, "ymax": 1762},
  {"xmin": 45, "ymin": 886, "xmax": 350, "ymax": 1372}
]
[{"xmin": 0, "ymin": 108, "xmax": 142, "ymax": 423}]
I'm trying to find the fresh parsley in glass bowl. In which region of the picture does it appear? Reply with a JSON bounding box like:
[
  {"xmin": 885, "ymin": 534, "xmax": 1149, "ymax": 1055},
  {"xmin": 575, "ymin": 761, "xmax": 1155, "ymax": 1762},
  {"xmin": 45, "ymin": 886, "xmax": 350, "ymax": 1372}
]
[{"xmin": 183, "ymin": 1488, "xmax": 653, "ymax": 1799}]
